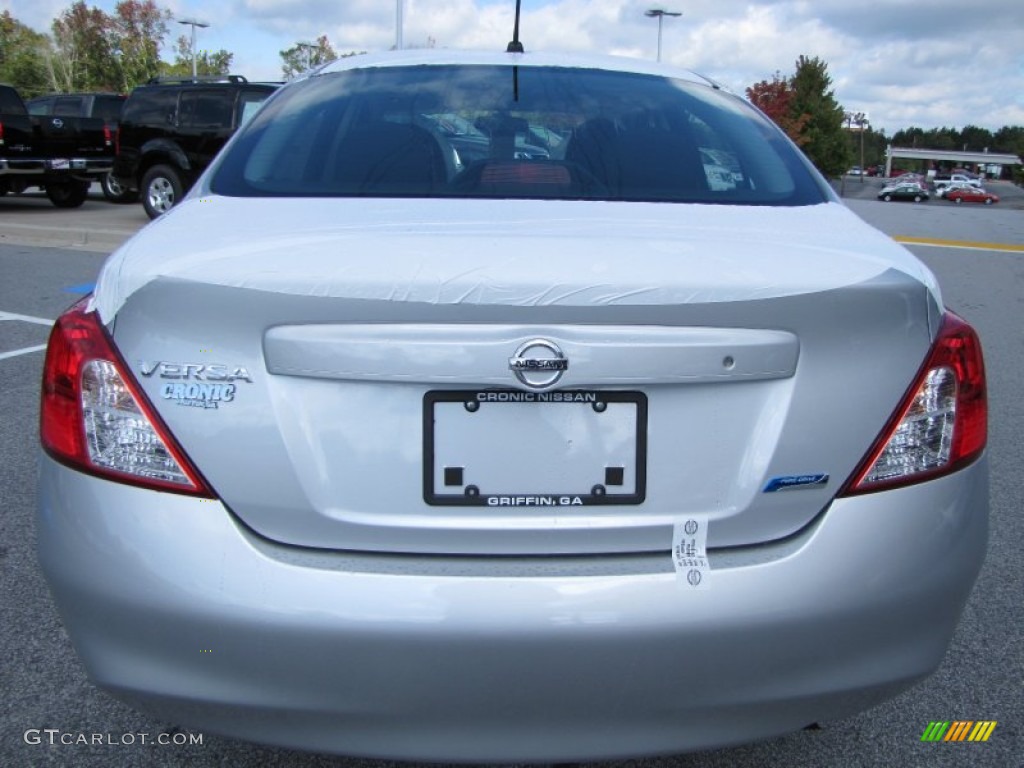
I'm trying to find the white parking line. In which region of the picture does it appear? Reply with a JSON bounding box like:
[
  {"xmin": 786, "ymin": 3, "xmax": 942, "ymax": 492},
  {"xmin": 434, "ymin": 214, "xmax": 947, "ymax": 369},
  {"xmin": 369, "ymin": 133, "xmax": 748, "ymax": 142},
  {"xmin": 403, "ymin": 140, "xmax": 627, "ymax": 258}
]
[
  {"xmin": 0, "ymin": 310, "xmax": 54, "ymax": 326},
  {"xmin": 0, "ymin": 310, "xmax": 54, "ymax": 361},
  {"xmin": 0, "ymin": 344, "xmax": 48, "ymax": 361}
]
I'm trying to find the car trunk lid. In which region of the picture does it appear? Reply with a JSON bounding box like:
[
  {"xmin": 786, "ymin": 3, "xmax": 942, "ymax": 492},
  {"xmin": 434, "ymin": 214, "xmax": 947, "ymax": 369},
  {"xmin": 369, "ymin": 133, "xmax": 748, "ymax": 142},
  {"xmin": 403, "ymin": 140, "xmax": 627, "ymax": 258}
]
[{"xmin": 100, "ymin": 197, "xmax": 939, "ymax": 555}]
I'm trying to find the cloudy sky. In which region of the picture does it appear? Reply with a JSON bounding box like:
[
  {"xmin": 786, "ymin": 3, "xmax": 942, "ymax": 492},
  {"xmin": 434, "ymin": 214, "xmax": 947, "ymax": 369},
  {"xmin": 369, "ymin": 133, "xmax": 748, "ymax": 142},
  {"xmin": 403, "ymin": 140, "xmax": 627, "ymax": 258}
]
[{"xmin": 5, "ymin": 0, "xmax": 1023, "ymax": 133}]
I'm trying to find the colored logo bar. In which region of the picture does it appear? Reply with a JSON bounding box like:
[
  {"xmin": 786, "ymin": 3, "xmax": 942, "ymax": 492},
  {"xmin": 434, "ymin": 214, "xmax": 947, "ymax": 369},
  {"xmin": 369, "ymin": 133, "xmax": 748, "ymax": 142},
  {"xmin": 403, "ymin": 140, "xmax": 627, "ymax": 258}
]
[{"xmin": 921, "ymin": 721, "xmax": 997, "ymax": 742}]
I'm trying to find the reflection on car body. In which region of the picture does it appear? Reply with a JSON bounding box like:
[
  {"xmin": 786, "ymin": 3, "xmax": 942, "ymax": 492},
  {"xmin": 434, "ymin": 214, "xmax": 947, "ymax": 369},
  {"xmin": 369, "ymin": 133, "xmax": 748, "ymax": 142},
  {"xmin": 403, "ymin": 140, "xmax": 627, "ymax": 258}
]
[{"xmin": 38, "ymin": 48, "xmax": 987, "ymax": 763}]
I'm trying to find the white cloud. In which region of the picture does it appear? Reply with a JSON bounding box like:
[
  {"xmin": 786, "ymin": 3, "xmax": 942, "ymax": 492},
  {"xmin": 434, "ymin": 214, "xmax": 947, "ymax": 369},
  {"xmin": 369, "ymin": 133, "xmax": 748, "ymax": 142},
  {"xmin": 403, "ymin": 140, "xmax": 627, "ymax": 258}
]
[{"xmin": 4, "ymin": 0, "xmax": 1023, "ymax": 131}]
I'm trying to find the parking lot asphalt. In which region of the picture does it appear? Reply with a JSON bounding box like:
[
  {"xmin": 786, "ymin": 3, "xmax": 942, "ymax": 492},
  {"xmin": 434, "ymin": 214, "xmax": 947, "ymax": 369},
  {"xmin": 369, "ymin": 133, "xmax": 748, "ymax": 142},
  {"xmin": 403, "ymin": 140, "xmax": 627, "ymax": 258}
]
[
  {"xmin": 1, "ymin": 178, "xmax": 1023, "ymax": 255},
  {"xmin": 837, "ymin": 175, "xmax": 1024, "ymax": 204},
  {"xmin": 0, "ymin": 187, "xmax": 148, "ymax": 253}
]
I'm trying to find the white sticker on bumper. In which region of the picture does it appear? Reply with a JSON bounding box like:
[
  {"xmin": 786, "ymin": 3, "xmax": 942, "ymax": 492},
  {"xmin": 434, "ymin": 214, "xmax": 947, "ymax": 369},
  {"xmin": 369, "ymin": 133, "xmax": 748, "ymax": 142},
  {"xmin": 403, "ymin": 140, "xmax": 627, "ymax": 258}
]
[{"xmin": 672, "ymin": 516, "xmax": 710, "ymax": 589}]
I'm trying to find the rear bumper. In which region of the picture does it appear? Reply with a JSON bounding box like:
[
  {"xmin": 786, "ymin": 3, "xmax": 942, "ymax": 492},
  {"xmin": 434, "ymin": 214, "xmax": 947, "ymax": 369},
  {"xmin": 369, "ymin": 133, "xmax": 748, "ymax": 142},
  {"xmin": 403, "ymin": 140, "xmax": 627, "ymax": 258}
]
[
  {"xmin": 0, "ymin": 156, "xmax": 112, "ymax": 178},
  {"xmin": 37, "ymin": 454, "xmax": 988, "ymax": 762}
]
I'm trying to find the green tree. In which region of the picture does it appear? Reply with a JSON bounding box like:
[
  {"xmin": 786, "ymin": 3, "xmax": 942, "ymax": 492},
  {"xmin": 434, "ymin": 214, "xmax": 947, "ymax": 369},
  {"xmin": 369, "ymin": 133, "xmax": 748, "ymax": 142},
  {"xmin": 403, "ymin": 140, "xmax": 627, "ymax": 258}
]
[
  {"xmin": 788, "ymin": 55, "xmax": 851, "ymax": 177},
  {"xmin": 0, "ymin": 11, "xmax": 51, "ymax": 96},
  {"xmin": 161, "ymin": 34, "xmax": 234, "ymax": 78},
  {"xmin": 108, "ymin": 0, "xmax": 171, "ymax": 91},
  {"xmin": 992, "ymin": 126, "xmax": 1024, "ymax": 156},
  {"xmin": 891, "ymin": 126, "xmax": 925, "ymax": 148},
  {"xmin": 959, "ymin": 124, "xmax": 995, "ymax": 152},
  {"xmin": 923, "ymin": 127, "xmax": 959, "ymax": 151},
  {"xmin": 992, "ymin": 127, "xmax": 1024, "ymax": 182},
  {"xmin": 859, "ymin": 126, "xmax": 888, "ymax": 168},
  {"xmin": 280, "ymin": 35, "xmax": 339, "ymax": 79}
]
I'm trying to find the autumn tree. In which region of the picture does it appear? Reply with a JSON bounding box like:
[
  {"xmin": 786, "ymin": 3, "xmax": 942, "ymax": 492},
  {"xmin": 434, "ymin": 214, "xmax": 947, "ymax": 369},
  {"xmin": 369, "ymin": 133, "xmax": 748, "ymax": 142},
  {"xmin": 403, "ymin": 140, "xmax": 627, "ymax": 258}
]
[
  {"xmin": 44, "ymin": 1, "xmax": 170, "ymax": 92},
  {"xmin": 0, "ymin": 11, "xmax": 51, "ymax": 96},
  {"xmin": 746, "ymin": 58, "xmax": 851, "ymax": 176},
  {"xmin": 49, "ymin": 2, "xmax": 114, "ymax": 91},
  {"xmin": 280, "ymin": 35, "xmax": 339, "ymax": 79},
  {"xmin": 745, "ymin": 71, "xmax": 809, "ymax": 146}
]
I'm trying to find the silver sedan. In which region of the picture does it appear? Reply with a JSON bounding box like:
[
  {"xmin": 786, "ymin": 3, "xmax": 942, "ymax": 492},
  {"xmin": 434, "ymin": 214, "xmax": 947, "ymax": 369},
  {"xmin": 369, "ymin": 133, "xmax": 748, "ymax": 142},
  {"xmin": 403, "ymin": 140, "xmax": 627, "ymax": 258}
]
[{"xmin": 37, "ymin": 49, "xmax": 988, "ymax": 762}]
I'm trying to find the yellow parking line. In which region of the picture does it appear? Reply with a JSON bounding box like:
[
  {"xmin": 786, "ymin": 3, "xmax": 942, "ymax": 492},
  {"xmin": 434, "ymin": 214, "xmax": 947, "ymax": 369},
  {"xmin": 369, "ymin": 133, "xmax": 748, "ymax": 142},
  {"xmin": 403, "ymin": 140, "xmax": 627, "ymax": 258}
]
[{"xmin": 894, "ymin": 236, "xmax": 1024, "ymax": 253}]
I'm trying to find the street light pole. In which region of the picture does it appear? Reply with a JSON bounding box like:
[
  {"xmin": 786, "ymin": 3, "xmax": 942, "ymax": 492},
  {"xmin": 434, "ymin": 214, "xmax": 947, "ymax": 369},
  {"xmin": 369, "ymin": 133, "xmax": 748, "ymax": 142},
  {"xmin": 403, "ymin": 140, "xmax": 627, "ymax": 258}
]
[
  {"xmin": 177, "ymin": 18, "xmax": 210, "ymax": 80},
  {"xmin": 855, "ymin": 113, "xmax": 869, "ymax": 183},
  {"xmin": 396, "ymin": 0, "xmax": 404, "ymax": 50},
  {"xmin": 845, "ymin": 111, "xmax": 870, "ymax": 183},
  {"xmin": 645, "ymin": 9, "xmax": 681, "ymax": 62}
]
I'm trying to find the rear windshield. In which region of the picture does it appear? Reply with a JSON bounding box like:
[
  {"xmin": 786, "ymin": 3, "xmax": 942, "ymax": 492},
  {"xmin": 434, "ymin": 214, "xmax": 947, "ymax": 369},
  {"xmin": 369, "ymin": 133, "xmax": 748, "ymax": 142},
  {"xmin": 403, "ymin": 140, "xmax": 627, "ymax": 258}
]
[{"xmin": 211, "ymin": 65, "xmax": 829, "ymax": 206}]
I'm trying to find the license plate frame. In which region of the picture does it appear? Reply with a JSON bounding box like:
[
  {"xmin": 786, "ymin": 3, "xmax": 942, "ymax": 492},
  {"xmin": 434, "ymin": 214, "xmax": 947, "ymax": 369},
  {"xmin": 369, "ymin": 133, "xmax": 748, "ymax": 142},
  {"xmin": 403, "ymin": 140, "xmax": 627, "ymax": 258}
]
[{"xmin": 424, "ymin": 390, "xmax": 647, "ymax": 507}]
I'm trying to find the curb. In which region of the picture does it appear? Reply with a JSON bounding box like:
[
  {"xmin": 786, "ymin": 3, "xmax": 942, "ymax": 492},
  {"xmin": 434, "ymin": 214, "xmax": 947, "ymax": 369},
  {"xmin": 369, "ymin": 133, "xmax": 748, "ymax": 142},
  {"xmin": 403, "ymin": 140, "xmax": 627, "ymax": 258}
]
[{"xmin": 0, "ymin": 223, "xmax": 137, "ymax": 253}]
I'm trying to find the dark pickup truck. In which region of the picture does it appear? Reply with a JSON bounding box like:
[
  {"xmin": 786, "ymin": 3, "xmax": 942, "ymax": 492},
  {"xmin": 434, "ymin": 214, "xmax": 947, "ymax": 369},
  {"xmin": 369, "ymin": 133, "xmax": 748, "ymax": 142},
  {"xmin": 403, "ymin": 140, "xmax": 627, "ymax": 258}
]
[
  {"xmin": 0, "ymin": 83, "xmax": 115, "ymax": 208},
  {"xmin": 27, "ymin": 91, "xmax": 131, "ymax": 202}
]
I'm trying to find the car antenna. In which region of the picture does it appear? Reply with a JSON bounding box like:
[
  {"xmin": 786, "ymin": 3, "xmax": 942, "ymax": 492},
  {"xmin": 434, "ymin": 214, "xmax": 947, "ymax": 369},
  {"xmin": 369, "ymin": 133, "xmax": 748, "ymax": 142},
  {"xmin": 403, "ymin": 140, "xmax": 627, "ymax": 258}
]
[
  {"xmin": 505, "ymin": 0, "xmax": 525, "ymax": 102},
  {"xmin": 506, "ymin": 0, "xmax": 524, "ymax": 52}
]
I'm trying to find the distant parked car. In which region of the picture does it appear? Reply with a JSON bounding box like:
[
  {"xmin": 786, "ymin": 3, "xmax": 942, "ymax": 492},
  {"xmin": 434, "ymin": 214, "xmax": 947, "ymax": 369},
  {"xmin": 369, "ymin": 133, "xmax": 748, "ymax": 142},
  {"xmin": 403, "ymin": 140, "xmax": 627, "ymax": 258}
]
[
  {"xmin": 935, "ymin": 181, "xmax": 975, "ymax": 199},
  {"xmin": 878, "ymin": 182, "xmax": 929, "ymax": 202},
  {"xmin": 0, "ymin": 84, "xmax": 114, "ymax": 207},
  {"xmin": 945, "ymin": 187, "xmax": 999, "ymax": 205},
  {"xmin": 893, "ymin": 172, "xmax": 925, "ymax": 185},
  {"xmin": 847, "ymin": 166, "xmax": 863, "ymax": 176},
  {"xmin": 933, "ymin": 173, "xmax": 982, "ymax": 192}
]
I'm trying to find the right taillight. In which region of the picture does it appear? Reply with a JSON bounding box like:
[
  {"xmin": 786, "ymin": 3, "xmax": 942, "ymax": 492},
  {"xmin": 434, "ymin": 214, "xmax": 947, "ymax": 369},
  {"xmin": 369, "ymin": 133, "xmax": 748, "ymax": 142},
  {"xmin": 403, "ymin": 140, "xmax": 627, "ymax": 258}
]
[
  {"xmin": 841, "ymin": 310, "xmax": 986, "ymax": 495},
  {"xmin": 40, "ymin": 299, "xmax": 214, "ymax": 497}
]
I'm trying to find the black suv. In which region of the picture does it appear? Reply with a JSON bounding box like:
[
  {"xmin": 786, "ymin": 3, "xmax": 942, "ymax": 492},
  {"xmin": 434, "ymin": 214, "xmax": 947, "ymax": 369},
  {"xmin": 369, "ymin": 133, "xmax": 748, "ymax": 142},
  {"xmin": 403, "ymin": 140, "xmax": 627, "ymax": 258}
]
[{"xmin": 112, "ymin": 76, "xmax": 278, "ymax": 218}]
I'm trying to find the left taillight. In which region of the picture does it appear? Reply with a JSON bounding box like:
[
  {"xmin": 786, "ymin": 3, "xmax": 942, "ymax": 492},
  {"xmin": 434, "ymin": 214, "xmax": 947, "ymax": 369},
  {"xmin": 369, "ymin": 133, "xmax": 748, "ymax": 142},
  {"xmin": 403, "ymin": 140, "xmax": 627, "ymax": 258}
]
[
  {"xmin": 841, "ymin": 310, "xmax": 987, "ymax": 495},
  {"xmin": 40, "ymin": 299, "xmax": 214, "ymax": 496}
]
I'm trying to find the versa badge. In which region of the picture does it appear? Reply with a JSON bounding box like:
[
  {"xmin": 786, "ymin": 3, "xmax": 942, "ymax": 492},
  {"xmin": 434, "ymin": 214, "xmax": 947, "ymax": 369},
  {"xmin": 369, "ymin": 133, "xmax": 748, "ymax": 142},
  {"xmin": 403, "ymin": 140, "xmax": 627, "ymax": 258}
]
[{"xmin": 139, "ymin": 361, "xmax": 252, "ymax": 409}]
